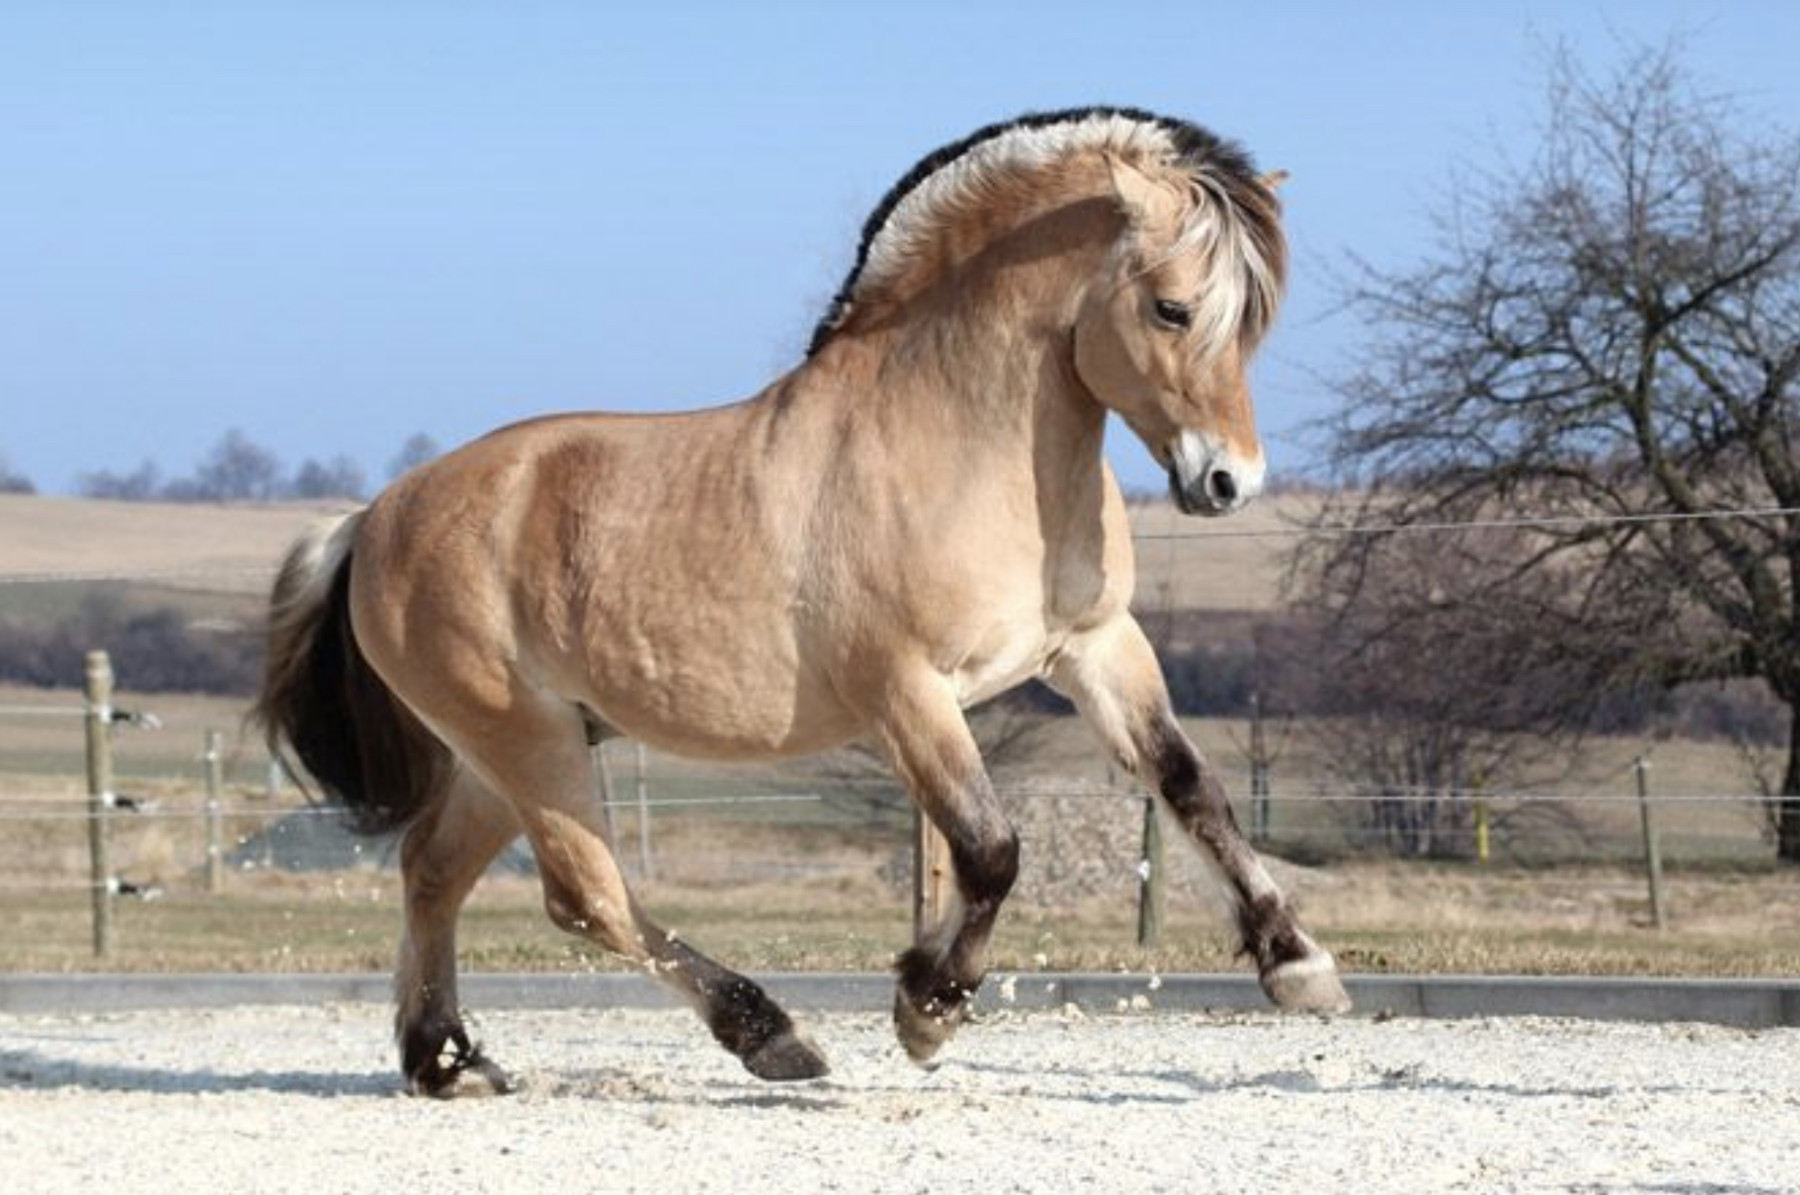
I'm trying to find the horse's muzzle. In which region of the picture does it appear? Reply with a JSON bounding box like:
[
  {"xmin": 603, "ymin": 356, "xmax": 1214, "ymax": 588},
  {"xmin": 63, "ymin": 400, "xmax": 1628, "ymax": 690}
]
[{"xmin": 1167, "ymin": 431, "xmax": 1263, "ymax": 517}]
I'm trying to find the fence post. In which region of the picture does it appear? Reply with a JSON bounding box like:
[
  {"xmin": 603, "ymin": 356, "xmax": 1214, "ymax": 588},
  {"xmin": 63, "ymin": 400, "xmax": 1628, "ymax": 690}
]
[
  {"xmin": 912, "ymin": 810, "xmax": 954, "ymax": 941},
  {"xmin": 593, "ymin": 740, "xmax": 617, "ymax": 845},
  {"xmin": 1636, "ymin": 755, "xmax": 1667, "ymax": 930},
  {"xmin": 204, "ymin": 729, "xmax": 225, "ymax": 894},
  {"xmin": 1248, "ymin": 693, "xmax": 1271, "ymax": 844},
  {"xmin": 1136, "ymin": 794, "xmax": 1165, "ymax": 947},
  {"xmin": 83, "ymin": 650, "xmax": 115, "ymax": 958},
  {"xmin": 634, "ymin": 742, "xmax": 654, "ymax": 881}
]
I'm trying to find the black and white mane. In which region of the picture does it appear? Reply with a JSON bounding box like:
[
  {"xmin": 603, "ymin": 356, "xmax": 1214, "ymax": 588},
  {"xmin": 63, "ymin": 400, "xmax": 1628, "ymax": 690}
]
[{"xmin": 807, "ymin": 105, "xmax": 1283, "ymax": 358}]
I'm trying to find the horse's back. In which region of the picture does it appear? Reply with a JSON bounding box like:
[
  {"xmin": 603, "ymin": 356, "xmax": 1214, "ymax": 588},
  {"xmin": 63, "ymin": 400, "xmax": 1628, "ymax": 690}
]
[{"xmin": 350, "ymin": 406, "xmax": 863, "ymax": 759}]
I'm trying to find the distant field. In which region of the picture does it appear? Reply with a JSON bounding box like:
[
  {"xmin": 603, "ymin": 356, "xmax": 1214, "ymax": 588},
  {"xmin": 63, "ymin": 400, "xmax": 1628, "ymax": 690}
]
[
  {"xmin": 0, "ymin": 490, "xmax": 1317, "ymax": 613},
  {"xmin": 0, "ymin": 493, "xmax": 345, "ymax": 594}
]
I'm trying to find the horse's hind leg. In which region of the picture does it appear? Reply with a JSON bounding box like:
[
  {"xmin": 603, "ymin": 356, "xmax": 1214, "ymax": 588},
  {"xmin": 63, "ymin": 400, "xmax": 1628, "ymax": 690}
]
[
  {"xmin": 1052, "ymin": 615, "xmax": 1350, "ymax": 1013},
  {"xmin": 867, "ymin": 669, "xmax": 1019, "ymax": 1064},
  {"xmin": 395, "ymin": 770, "xmax": 521, "ymax": 1097},
  {"xmin": 451, "ymin": 697, "xmax": 829, "ymax": 1082}
]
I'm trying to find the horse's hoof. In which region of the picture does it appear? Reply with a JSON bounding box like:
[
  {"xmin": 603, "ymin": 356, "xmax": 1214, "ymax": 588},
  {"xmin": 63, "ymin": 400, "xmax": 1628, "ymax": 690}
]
[
  {"xmin": 893, "ymin": 989, "xmax": 964, "ymax": 1066},
  {"xmin": 408, "ymin": 1049, "xmax": 513, "ymax": 1099},
  {"xmin": 743, "ymin": 1030, "xmax": 831, "ymax": 1082},
  {"xmin": 1261, "ymin": 951, "xmax": 1352, "ymax": 1015}
]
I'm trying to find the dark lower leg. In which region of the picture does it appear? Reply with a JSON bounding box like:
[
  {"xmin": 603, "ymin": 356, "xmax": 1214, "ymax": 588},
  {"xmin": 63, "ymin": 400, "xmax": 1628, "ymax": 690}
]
[
  {"xmin": 399, "ymin": 1003, "xmax": 508, "ymax": 1098},
  {"xmin": 635, "ymin": 912, "xmax": 829, "ymax": 1082},
  {"xmin": 537, "ymin": 845, "xmax": 829, "ymax": 1082},
  {"xmin": 893, "ymin": 829, "xmax": 1019, "ymax": 1062},
  {"xmin": 1150, "ymin": 721, "xmax": 1349, "ymax": 1012},
  {"xmin": 395, "ymin": 785, "xmax": 519, "ymax": 1097}
]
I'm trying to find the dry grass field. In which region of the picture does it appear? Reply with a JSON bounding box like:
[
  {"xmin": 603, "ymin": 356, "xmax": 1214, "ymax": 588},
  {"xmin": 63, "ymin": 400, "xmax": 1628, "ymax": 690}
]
[
  {"xmin": 0, "ymin": 489, "xmax": 1311, "ymax": 608},
  {"xmin": 0, "ymin": 681, "xmax": 1791, "ymax": 979},
  {"xmin": 0, "ymin": 492, "xmax": 341, "ymax": 594},
  {"xmin": 1, "ymin": 492, "xmax": 1795, "ymax": 979}
]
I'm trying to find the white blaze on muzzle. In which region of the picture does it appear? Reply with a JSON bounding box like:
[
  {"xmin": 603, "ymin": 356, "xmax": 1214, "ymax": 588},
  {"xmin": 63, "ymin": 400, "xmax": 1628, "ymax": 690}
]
[{"xmin": 1168, "ymin": 429, "xmax": 1266, "ymax": 516}]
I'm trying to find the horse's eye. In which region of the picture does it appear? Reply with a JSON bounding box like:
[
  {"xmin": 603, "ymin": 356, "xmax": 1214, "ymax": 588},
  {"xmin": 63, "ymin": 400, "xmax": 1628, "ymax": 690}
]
[{"xmin": 1153, "ymin": 299, "xmax": 1192, "ymax": 330}]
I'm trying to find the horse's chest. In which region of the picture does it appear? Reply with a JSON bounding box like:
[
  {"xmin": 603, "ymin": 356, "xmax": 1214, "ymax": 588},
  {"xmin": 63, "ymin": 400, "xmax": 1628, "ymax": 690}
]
[
  {"xmin": 941, "ymin": 539, "xmax": 1113, "ymax": 707},
  {"xmin": 946, "ymin": 607, "xmax": 1072, "ymax": 709}
]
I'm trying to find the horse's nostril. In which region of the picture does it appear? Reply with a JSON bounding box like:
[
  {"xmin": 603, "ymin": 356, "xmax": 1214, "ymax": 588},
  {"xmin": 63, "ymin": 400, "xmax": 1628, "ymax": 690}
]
[{"xmin": 1207, "ymin": 468, "xmax": 1238, "ymax": 505}]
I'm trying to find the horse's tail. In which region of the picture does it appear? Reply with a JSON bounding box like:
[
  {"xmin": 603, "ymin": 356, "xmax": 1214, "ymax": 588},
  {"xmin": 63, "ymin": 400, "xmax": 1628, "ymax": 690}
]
[{"xmin": 254, "ymin": 512, "xmax": 450, "ymax": 836}]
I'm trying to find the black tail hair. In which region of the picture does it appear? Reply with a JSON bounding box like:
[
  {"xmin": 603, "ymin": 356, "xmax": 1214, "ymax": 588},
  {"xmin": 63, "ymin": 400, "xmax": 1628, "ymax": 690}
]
[{"xmin": 254, "ymin": 517, "xmax": 449, "ymax": 836}]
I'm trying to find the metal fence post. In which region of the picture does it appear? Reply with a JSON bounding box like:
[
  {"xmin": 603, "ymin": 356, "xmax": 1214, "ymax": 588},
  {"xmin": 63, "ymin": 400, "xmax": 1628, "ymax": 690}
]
[
  {"xmin": 634, "ymin": 742, "xmax": 654, "ymax": 881},
  {"xmin": 204, "ymin": 729, "xmax": 225, "ymax": 894},
  {"xmin": 83, "ymin": 650, "xmax": 115, "ymax": 958},
  {"xmin": 1249, "ymin": 694, "xmax": 1271, "ymax": 845},
  {"xmin": 1636, "ymin": 755, "xmax": 1667, "ymax": 930},
  {"xmin": 593, "ymin": 739, "xmax": 617, "ymax": 846},
  {"xmin": 1136, "ymin": 794, "xmax": 1165, "ymax": 947}
]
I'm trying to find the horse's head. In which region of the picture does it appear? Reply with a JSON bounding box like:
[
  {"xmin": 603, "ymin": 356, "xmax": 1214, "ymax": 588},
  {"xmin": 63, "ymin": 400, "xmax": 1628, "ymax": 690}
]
[{"xmin": 1073, "ymin": 153, "xmax": 1285, "ymax": 516}]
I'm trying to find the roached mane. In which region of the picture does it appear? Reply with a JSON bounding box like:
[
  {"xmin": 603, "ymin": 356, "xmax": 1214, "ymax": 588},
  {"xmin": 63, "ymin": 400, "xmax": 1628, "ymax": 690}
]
[{"xmin": 806, "ymin": 105, "xmax": 1286, "ymax": 359}]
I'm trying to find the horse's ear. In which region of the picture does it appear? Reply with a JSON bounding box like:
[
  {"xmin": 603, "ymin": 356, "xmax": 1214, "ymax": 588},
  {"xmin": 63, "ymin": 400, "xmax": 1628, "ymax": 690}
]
[{"xmin": 1105, "ymin": 153, "xmax": 1181, "ymax": 231}]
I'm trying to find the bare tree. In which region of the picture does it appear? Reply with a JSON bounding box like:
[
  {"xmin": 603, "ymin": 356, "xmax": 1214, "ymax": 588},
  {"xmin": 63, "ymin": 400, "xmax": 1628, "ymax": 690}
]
[
  {"xmin": 1305, "ymin": 41, "xmax": 1800, "ymax": 861},
  {"xmin": 0, "ymin": 452, "xmax": 33, "ymax": 494},
  {"xmin": 79, "ymin": 460, "xmax": 162, "ymax": 501},
  {"xmin": 165, "ymin": 429, "xmax": 286, "ymax": 502},
  {"xmin": 387, "ymin": 433, "xmax": 441, "ymax": 482},
  {"xmin": 1290, "ymin": 525, "xmax": 1589, "ymax": 856},
  {"xmin": 290, "ymin": 455, "xmax": 367, "ymax": 501}
]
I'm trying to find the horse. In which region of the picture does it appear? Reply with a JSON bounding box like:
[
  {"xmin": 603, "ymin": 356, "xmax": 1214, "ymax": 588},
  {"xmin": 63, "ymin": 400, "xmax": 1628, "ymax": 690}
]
[{"xmin": 256, "ymin": 105, "xmax": 1350, "ymax": 1097}]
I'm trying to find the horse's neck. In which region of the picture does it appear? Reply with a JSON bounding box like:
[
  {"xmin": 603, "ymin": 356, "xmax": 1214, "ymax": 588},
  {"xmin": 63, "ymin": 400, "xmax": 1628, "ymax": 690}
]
[
  {"xmin": 803, "ymin": 318, "xmax": 1107, "ymax": 516},
  {"xmin": 834, "ymin": 195, "xmax": 1119, "ymax": 483}
]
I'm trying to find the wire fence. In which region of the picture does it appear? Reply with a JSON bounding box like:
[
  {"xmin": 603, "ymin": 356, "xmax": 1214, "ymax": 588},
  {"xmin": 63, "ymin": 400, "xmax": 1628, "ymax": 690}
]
[
  {"xmin": 0, "ymin": 677, "xmax": 1782, "ymax": 959},
  {"xmin": 1, "ymin": 500, "xmax": 1794, "ymax": 966}
]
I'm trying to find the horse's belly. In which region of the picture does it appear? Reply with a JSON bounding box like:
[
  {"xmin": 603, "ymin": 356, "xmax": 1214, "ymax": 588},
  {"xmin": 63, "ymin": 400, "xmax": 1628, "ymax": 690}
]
[{"xmin": 576, "ymin": 627, "xmax": 857, "ymax": 762}]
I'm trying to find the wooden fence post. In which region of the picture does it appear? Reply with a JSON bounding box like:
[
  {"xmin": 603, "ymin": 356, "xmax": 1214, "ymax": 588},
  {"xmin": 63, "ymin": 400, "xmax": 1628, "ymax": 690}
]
[
  {"xmin": 912, "ymin": 810, "xmax": 954, "ymax": 941},
  {"xmin": 83, "ymin": 650, "xmax": 115, "ymax": 958},
  {"xmin": 204, "ymin": 729, "xmax": 225, "ymax": 894}
]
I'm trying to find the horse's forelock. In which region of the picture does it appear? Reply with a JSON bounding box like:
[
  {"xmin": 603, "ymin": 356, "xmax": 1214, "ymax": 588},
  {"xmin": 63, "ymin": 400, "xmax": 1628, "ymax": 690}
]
[
  {"xmin": 807, "ymin": 106, "xmax": 1285, "ymax": 360},
  {"xmin": 1159, "ymin": 167, "xmax": 1287, "ymax": 365}
]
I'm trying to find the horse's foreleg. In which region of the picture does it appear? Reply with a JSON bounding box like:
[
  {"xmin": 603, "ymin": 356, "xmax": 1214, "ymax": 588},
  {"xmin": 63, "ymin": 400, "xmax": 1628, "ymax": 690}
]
[
  {"xmin": 1051, "ymin": 617, "xmax": 1350, "ymax": 1014},
  {"xmin": 395, "ymin": 771, "xmax": 521, "ymax": 1097},
  {"xmin": 869, "ymin": 672, "xmax": 1020, "ymax": 1064}
]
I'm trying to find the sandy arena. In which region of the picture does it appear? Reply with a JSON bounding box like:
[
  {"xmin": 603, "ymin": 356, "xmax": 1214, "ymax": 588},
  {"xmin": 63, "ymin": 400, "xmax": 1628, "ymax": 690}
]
[{"xmin": 3, "ymin": 1002, "xmax": 1797, "ymax": 1194}]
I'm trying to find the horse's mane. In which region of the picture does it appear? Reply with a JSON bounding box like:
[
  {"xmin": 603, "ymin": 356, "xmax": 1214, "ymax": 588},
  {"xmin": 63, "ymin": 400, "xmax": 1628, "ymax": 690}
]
[{"xmin": 806, "ymin": 105, "xmax": 1284, "ymax": 359}]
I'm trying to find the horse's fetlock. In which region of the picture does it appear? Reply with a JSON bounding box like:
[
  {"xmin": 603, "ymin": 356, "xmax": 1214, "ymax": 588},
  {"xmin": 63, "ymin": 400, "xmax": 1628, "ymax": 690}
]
[{"xmin": 952, "ymin": 828, "xmax": 1020, "ymax": 909}]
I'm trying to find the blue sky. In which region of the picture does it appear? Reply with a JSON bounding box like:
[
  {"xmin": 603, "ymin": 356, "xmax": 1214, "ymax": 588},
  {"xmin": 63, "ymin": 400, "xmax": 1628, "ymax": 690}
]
[{"xmin": 4, "ymin": 1, "xmax": 1800, "ymax": 496}]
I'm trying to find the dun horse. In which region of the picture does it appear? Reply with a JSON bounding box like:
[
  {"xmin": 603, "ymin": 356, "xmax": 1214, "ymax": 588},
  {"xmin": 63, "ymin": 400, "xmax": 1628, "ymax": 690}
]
[{"xmin": 257, "ymin": 106, "xmax": 1349, "ymax": 1096}]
